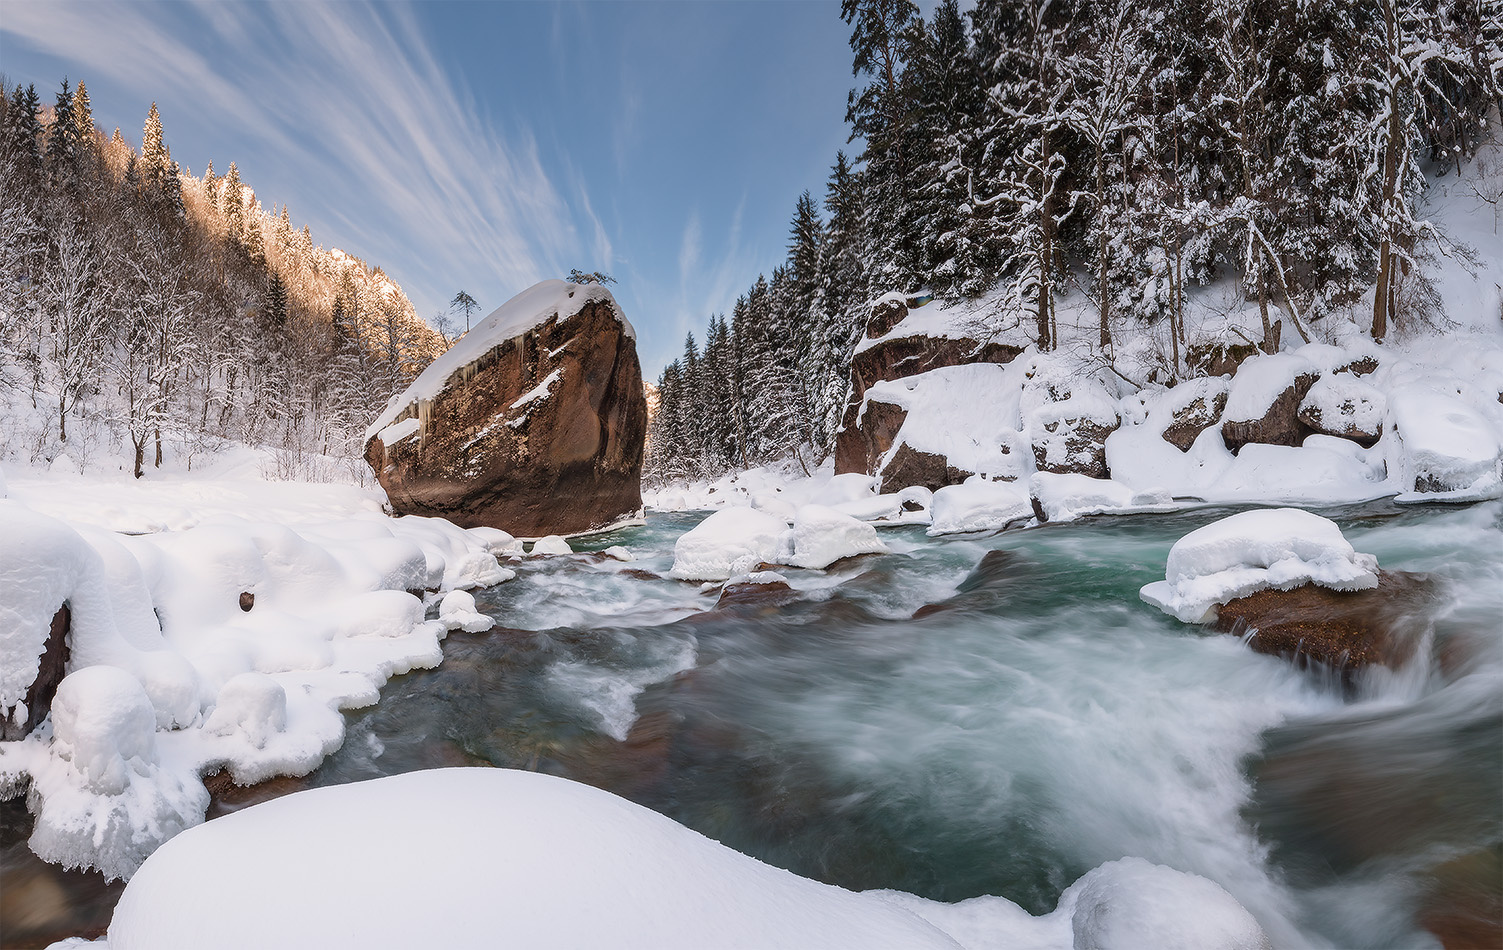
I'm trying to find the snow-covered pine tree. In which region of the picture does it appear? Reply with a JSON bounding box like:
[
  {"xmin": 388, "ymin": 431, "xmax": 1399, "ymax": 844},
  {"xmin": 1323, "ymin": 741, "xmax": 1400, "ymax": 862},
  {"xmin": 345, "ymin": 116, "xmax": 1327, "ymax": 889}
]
[{"xmin": 45, "ymin": 79, "xmax": 80, "ymax": 190}]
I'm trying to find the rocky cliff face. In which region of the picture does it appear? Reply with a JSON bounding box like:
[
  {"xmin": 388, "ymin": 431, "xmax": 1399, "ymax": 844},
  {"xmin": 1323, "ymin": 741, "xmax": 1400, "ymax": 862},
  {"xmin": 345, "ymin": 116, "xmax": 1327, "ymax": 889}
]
[{"xmin": 365, "ymin": 281, "xmax": 647, "ymax": 538}]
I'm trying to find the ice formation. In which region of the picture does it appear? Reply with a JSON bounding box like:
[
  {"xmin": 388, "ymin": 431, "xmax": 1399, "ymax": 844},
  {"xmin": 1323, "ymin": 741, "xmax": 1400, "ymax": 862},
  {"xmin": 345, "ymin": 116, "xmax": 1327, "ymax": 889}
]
[{"xmin": 1140, "ymin": 508, "xmax": 1380, "ymax": 623}]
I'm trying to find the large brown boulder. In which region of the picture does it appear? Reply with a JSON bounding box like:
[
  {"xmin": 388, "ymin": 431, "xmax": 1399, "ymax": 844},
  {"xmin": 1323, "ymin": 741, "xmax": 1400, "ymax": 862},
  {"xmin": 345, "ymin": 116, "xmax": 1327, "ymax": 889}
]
[
  {"xmin": 1213, "ymin": 569, "xmax": 1436, "ymax": 671},
  {"xmin": 365, "ymin": 281, "xmax": 647, "ymax": 538},
  {"xmin": 1220, "ymin": 355, "xmax": 1320, "ymax": 453},
  {"xmin": 1162, "ymin": 389, "xmax": 1228, "ymax": 452}
]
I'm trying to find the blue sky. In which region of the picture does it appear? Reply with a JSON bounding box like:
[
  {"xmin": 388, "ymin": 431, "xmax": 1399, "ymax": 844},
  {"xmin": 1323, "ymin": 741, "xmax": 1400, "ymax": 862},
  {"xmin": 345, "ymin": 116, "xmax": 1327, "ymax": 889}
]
[{"xmin": 0, "ymin": 1, "xmax": 857, "ymax": 373}]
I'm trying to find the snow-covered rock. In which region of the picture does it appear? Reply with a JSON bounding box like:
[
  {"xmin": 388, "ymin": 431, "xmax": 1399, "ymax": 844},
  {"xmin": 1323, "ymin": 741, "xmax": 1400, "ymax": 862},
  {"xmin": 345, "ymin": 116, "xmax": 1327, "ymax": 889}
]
[
  {"xmin": 438, "ymin": 589, "xmax": 494, "ymax": 633},
  {"xmin": 103, "ymin": 768, "xmax": 1270, "ymax": 950},
  {"xmin": 928, "ymin": 479, "xmax": 1033, "ymax": 536},
  {"xmin": 1297, "ymin": 376, "xmax": 1385, "ymax": 446},
  {"xmin": 530, "ymin": 535, "xmax": 573, "ymax": 556},
  {"xmin": 364, "ymin": 279, "xmax": 648, "ymax": 537},
  {"xmin": 1140, "ymin": 509, "xmax": 1380, "ymax": 624},
  {"xmin": 202, "ymin": 672, "xmax": 288, "ymax": 752},
  {"xmin": 1028, "ymin": 473, "xmax": 1170, "ymax": 523},
  {"xmin": 601, "ymin": 545, "xmax": 635, "ymax": 562},
  {"xmin": 1220, "ymin": 354, "xmax": 1320, "ymax": 452},
  {"xmin": 1386, "ymin": 385, "xmax": 1503, "ymax": 499},
  {"xmin": 1022, "ymin": 357, "xmax": 1121, "ymax": 478},
  {"xmin": 786, "ymin": 505, "xmax": 888, "ymax": 570},
  {"xmin": 669, "ymin": 507, "xmax": 789, "ymax": 581}
]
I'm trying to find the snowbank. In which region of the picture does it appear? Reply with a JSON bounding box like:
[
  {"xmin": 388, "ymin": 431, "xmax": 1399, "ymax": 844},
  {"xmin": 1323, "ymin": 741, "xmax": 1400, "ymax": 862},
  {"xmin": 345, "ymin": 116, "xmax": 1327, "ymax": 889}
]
[
  {"xmin": 0, "ymin": 489, "xmax": 516, "ymax": 879},
  {"xmin": 1386, "ymin": 385, "xmax": 1503, "ymax": 499},
  {"xmin": 1140, "ymin": 509, "xmax": 1379, "ymax": 623},
  {"xmin": 1029, "ymin": 473, "xmax": 1172, "ymax": 523},
  {"xmin": 104, "ymin": 768, "xmax": 1269, "ymax": 950},
  {"xmin": 928, "ymin": 479, "xmax": 1033, "ymax": 536},
  {"xmin": 366, "ymin": 280, "xmax": 633, "ymax": 440}
]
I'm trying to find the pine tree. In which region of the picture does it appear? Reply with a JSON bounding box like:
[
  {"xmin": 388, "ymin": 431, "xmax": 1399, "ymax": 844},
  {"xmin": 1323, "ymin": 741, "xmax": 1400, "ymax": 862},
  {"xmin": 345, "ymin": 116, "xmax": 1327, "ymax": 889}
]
[
  {"xmin": 142, "ymin": 102, "xmax": 168, "ymax": 195},
  {"xmin": 222, "ymin": 161, "xmax": 244, "ymax": 246},
  {"xmin": 7, "ymin": 84, "xmax": 43, "ymax": 177},
  {"xmin": 45, "ymin": 79, "xmax": 81, "ymax": 188},
  {"xmin": 72, "ymin": 80, "xmax": 93, "ymax": 144}
]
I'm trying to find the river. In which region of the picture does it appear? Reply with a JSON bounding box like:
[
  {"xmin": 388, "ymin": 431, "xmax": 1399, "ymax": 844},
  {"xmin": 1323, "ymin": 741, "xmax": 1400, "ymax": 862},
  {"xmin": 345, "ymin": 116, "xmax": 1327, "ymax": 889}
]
[{"xmin": 4, "ymin": 500, "xmax": 1499, "ymax": 947}]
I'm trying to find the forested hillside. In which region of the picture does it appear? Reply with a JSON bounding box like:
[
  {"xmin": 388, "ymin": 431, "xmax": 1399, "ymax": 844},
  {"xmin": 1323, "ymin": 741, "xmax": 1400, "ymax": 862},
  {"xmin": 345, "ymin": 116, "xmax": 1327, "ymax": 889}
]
[
  {"xmin": 647, "ymin": 0, "xmax": 1502, "ymax": 482},
  {"xmin": 0, "ymin": 77, "xmax": 446, "ymax": 478}
]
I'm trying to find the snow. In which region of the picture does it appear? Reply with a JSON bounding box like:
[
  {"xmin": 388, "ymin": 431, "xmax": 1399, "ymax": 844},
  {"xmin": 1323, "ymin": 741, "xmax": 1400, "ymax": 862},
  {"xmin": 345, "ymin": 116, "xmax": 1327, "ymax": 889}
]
[
  {"xmin": 786, "ymin": 504, "xmax": 888, "ymax": 569},
  {"xmin": 1029, "ymin": 472, "xmax": 1172, "ymax": 523},
  {"xmin": 0, "ymin": 475, "xmax": 516, "ymax": 880},
  {"xmin": 1221, "ymin": 354, "xmax": 1318, "ymax": 423},
  {"xmin": 928, "ymin": 479, "xmax": 1033, "ymax": 536},
  {"xmin": 438, "ymin": 589, "xmax": 495, "ymax": 633},
  {"xmin": 1297, "ymin": 375, "xmax": 1385, "ymax": 438},
  {"xmin": 365, "ymin": 279, "xmax": 633, "ymax": 440},
  {"xmin": 1386, "ymin": 385, "xmax": 1503, "ymax": 498},
  {"xmin": 372, "ymin": 417, "xmax": 420, "ymax": 447},
  {"xmin": 529, "ymin": 534, "xmax": 573, "ymax": 556},
  {"xmin": 1140, "ymin": 509, "xmax": 1380, "ymax": 624},
  {"xmin": 600, "ymin": 545, "xmax": 634, "ymax": 562},
  {"xmin": 102, "ymin": 768, "xmax": 1268, "ymax": 950},
  {"xmin": 669, "ymin": 507, "xmax": 789, "ymax": 581},
  {"xmin": 509, "ymin": 367, "xmax": 562, "ymax": 410}
]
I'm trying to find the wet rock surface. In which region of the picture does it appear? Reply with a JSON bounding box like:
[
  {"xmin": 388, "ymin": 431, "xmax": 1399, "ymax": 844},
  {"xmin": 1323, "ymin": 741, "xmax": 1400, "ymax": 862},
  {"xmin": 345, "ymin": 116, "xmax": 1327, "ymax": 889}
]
[
  {"xmin": 1213, "ymin": 570, "xmax": 1436, "ymax": 670},
  {"xmin": 366, "ymin": 295, "xmax": 647, "ymax": 537}
]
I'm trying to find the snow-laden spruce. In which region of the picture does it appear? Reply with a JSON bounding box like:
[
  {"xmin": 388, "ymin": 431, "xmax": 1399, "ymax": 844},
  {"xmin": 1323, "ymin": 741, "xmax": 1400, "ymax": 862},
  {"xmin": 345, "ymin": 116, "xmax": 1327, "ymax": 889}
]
[
  {"xmin": 101, "ymin": 767, "xmax": 1270, "ymax": 950},
  {"xmin": 0, "ymin": 489, "xmax": 517, "ymax": 879},
  {"xmin": 1140, "ymin": 509, "xmax": 1380, "ymax": 624}
]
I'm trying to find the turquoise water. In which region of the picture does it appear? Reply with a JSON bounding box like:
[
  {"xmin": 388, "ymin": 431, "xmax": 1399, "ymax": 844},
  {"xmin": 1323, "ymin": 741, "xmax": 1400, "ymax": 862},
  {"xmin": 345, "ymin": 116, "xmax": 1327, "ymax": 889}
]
[{"xmin": 308, "ymin": 500, "xmax": 1501, "ymax": 949}]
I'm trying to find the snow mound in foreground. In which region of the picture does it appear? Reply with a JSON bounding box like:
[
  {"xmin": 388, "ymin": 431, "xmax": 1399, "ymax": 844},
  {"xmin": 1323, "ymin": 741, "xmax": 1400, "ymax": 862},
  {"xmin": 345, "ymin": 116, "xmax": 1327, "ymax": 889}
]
[
  {"xmin": 1140, "ymin": 509, "xmax": 1379, "ymax": 624},
  {"xmin": 106, "ymin": 767, "xmax": 957, "ymax": 950},
  {"xmin": 105, "ymin": 768, "xmax": 1269, "ymax": 950}
]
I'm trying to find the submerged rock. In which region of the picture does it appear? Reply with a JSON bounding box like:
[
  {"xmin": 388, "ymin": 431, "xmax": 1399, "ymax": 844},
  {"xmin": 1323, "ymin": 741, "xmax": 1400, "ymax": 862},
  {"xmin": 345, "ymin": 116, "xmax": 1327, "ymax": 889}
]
[
  {"xmin": 1213, "ymin": 570, "xmax": 1436, "ymax": 670},
  {"xmin": 365, "ymin": 280, "xmax": 647, "ymax": 538}
]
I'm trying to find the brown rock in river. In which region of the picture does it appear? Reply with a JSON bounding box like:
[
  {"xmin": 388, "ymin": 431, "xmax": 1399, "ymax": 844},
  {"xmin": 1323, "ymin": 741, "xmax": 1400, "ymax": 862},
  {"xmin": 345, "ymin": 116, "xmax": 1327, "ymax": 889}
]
[
  {"xmin": 1213, "ymin": 569, "xmax": 1437, "ymax": 670},
  {"xmin": 365, "ymin": 280, "xmax": 647, "ymax": 538}
]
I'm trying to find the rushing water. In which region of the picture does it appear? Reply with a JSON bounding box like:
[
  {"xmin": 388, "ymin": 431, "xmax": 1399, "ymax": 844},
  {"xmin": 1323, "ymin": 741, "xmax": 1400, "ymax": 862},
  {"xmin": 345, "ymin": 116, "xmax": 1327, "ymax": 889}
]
[{"xmin": 4, "ymin": 501, "xmax": 1500, "ymax": 947}]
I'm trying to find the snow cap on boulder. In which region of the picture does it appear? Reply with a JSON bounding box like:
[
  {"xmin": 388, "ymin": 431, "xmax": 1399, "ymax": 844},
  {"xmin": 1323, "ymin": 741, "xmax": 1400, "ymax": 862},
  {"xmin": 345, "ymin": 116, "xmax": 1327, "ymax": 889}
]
[{"xmin": 1140, "ymin": 508, "xmax": 1378, "ymax": 624}]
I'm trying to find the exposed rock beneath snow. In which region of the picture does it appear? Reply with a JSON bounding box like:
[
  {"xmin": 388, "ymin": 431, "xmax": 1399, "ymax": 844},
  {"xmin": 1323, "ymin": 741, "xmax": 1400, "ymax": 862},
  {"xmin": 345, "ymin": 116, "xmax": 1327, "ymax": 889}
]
[
  {"xmin": 1220, "ymin": 355, "xmax": 1320, "ymax": 453},
  {"xmin": 881, "ymin": 443, "xmax": 976, "ymax": 494},
  {"xmin": 1186, "ymin": 339, "xmax": 1261, "ymax": 378},
  {"xmin": 835, "ymin": 296, "xmax": 1022, "ymax": 479},
  {"xmin": 1162, "ymin": 388, "xmax": 1228, "ymax": 452},
  {"xmin": 0, "ymin": 605, "xmax": 69, "ymax": 741},
  {"xmin": 365, "ymin": 280, "xmax": 647, "ymax": 538},
  {"xmin": 1212, "ymin": 570, "xmax": 1437, "ymax": 672},
  {"xmin": 1297, "ymin": 376, "xmax": 1385, "ymax": 447}
]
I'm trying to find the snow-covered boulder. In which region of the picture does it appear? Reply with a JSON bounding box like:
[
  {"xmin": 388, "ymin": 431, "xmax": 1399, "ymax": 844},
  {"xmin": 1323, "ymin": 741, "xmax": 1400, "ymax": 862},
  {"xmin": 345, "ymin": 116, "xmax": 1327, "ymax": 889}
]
[
  {"xmin": 669, "ymin": 507, "xmax": 790, "ymax": 581},
  {"xmin": 364, "ymin": 279, "xmax": 648, "ymax": 537},
  {"xmin": 1297, "ymin": 376, "xmax": 1385, "ymax": 447},
  {"xmin": 530, "ymin": 535, "xmax": 573, "ymax": 556},
  {"xmin": 106, "ymin": 768, "xmax": 960, "ymax": 950},
  {"xmin": 1159, "ymin": 378, "xmax": 1230, "ymax": 452},
  {"xmin": 1220, "ymin": 354, "xmax": 1320, "ymax": 452},
  {"xmin": 438, "ymin": 589, "xmax": 494, "ymax": 633},
  {"xmin": 1386, "ymin": 385, "xmax": 1503, "ymax": 499},
  {"xmin": 928, "ymin": 479, "xmax": 1033, "ymax": 536},
  {"xmin": 786, "ymin": 505, "xmax": 888, "ymax": 569},
  {"xmin": 840, "ymin": 363, "xmax": 1029, "ymax": 492},
  {"xmin": 1028, "ymin": 473, "xmax": 1169, "ymax": 523},
  {"xmin": 1022, "ymin": 358, "xmax": 1120, "ymax": 479},
  {"xmin": 202, "ymin": 672, "xmax": 288, "ymax": 752},
  {"xmin": 1140, "ymin": 509, "xmax": 1379, "ymax": 624}
]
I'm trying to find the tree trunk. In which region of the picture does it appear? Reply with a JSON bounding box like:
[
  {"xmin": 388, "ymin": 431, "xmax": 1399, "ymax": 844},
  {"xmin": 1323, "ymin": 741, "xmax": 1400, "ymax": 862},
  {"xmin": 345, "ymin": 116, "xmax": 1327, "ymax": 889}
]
[
  {"xmin": 154, "ymin": 427, "xmax": 163, "ymax": 468},
  {"xmin": 1097, "ymin": 144, "xmax": 1111, "ymax": 351},
  {"xmin": 58, "ymin": 394, "xmax": 67, "ymax": 442},
  {"xmin": 1372, "ymin": 0, "xmax": 1403, "ymax": 342},
  {"xmin": 132, "ymin": 437, "xmax": 145, "ymax": 479}
]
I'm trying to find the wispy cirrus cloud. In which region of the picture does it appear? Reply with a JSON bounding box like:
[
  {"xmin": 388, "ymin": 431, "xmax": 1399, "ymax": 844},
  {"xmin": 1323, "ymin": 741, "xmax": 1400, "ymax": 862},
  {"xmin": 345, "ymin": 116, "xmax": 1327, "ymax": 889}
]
[{"xmin": 1, "ymin": 0, "xmax": 594, "ymax": 319}]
